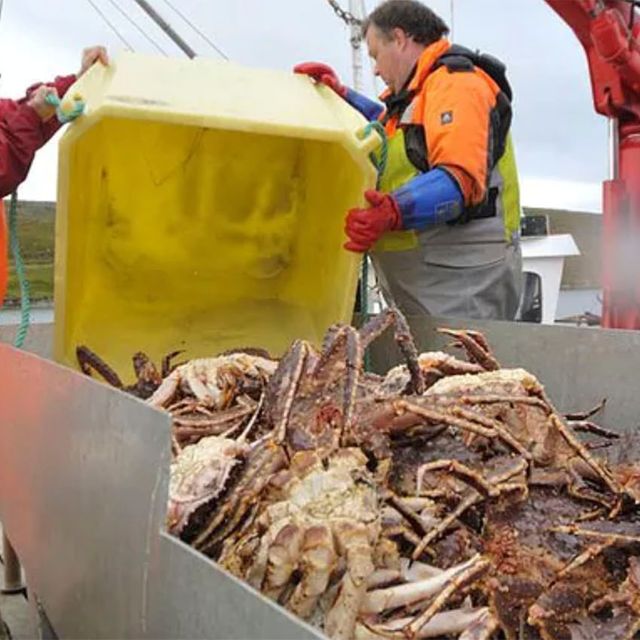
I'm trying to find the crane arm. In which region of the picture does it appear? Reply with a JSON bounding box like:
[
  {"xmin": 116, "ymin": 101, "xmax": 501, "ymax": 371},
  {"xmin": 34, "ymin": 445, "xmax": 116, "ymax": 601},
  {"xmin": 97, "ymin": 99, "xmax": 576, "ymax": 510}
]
[
  {"xmin": 545, "ymin": 0, "xmax": 640, "ymax": 119},
  {"xmin": 544, "ymin": 0, "xmax": 640, "ymax": 329}
]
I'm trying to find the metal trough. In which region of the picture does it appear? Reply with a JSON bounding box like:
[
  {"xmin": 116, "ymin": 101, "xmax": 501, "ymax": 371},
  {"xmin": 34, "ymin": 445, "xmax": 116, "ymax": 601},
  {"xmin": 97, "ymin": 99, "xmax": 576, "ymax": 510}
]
[{"xmin": 0, "ymin": 317, "xmax": 639, "ymax": 638}]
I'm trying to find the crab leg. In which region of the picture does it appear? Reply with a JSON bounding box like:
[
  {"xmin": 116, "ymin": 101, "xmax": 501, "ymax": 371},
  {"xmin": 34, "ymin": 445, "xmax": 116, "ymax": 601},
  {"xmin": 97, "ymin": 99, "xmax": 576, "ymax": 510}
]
[
  {"xmin": 450, "ymin": 406, "xmax": 533, "ymax": 460},
  {"xmin": 76, "ymin": 345, "xmax": 124, "ymax": 388},
  {"xmin": 412, "ymin": 493, "xmax": 480, "ymax": 560},
  {"xmin": 343, "ymin": 327, "xmax": 364, "ymax": 430},
  {"xmin": 174, "ymin": 421, "xmax": 246, "ymax": 441},
  {"xmin": 272, "ymin": 340, "xmax": 309, "ymax": 444},
  {"xmin": 550, "ymin": 415, "xmax": 621, "ymax": 494},
  {"xmin": 172, "ymin": 413, "xmax": 235, "ymax": 427},
  {"xmin": 236, "ymin": 393, "xmax": 264, "ymax": 444},
  {"xmin": 385, "ymin": 493, "xmax": 431, "ymax": 536},
  {"xmin": 172, "ymin": 404, "xmax": 253, "ymax": 427},
  {"xmin": 453, "ymin": 394, "xmax": 550, "ymax": 413},
  {"xmin": 355, "ymin": 607, "xmax": 489, "ymax": 640},
  {"xmin": 366, "ymin": 562, "xmax": 444, "ymax": 590},
  {"xmin": 397, "ymin": 399, "xmax": 532, "ymax": 460},
  {"xmin": 399, "ymin": 559, "xmax": 444, "ymax": 582},
  {"xmin": 314, "ymin": 325, "xmax": 350, "ymax": 376},
  {"xmin": 564, "ymin": 398, "xmax": 607, "ymax": 421},
  {"xmin": 551, "ymin": 525, "xmax": 640, "ymax": 545},
  {"xmin": 360, "ymin": 307, "xmax": 425, "ymax": 395},
  {"xmin": 417, "ymin": 460, "xmax": 499, "ymax": 498},
  {"xmin": 395, "ymin": 401, "xmax": 497, "ymax": 439},
  {"xmin": 147, "ymin": 369, "xmax": 181, "ymax": 408},
  {"xmin": 398, "ymin": 497, "xmax": 438, "ymax": 512},
  {"xmin": 384, "ymin": 525, "xmax": 423, "ymax": 548},
  {"xmin": 403, "ymin": 556, "xmax": 491, "ymax": 639},
  {"xmin": 325, "ymin": 522, "xmax": 375, "ymax": 640},
  {"xmin": 367, "ymin": 569, "xmax": 404, "ymax": 590},
  {"xmin": 412, "ymin": 460, "xmax": 528, "ymax": 560},
  {"xmin": 437, "ymin": 328, "xmax": 500, "ymax": 371},
  {"xmin": 556, "ymin": 541, "xmax": 613, "ymax": 578},
  {"xmin": 262, "ymin": 523, "xmax": 304, "ymax": 601},
  {"xmin": 568, "ymin": 420, "xmax": 620, "ymax": 440},
  {"xmin": 457, "ymin": 609, "xmax": 500, "ymax": 640},
  {"xmin": 362, "ymin": 557, "xmax": 480, "ymax": 614},
  {"xmin": 286, "ymin": 524, "xmax": 337, "ymax": 620},
  {"xmin": 166, "ymin": 399, "xmax": 197, "ymax": 414},
  {"xmin": 171, "ymin": 433, "xmax": 182, "ymax": 456},
  {"xmin": 161, "ymin": 349, "xmax": 184, "ymax": 377}
]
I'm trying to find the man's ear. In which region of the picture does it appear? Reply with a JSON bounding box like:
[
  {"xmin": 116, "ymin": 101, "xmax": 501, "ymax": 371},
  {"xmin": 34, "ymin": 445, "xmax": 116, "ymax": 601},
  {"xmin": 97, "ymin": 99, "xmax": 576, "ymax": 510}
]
[{"xmin": 392, "ymin": 27, "xmax": 409, "ymax": 49}]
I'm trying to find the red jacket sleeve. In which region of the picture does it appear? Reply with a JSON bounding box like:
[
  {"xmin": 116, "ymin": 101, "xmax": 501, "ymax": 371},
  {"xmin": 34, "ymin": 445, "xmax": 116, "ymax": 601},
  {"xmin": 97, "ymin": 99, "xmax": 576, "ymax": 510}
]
[{"xmin": 0, "ymin": 74, "xmax": 77, "ymax": 197}]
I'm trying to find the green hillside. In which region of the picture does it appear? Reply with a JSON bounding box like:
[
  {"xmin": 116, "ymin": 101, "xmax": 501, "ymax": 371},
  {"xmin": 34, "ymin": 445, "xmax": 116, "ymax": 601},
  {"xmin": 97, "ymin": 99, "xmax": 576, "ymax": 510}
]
[{"xmin": 4, "ymin": 201, "xmax": 55, "ymax": 305}]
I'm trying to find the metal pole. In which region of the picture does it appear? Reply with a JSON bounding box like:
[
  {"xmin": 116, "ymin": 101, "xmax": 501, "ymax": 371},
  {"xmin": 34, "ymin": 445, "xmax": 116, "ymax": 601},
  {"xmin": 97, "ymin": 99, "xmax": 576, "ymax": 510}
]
[
  {"xmin": 609, "ymin": 117, "xmax": 620, "ymax": 180},
  {"xmin": 348, "ymin": 0, "xmax": 371, "ymax": 320},
  {"xmin": 349, "ymin": 0, "xmax": 364, "ymax": 91},
  {"xmin": 450, "ymin": 0, "xmax": 455, "ymax": 40},
  {"xmin": 2, "ymin": 533, "xmax": 23, "ymax": 594},
  {"xmin": 130, "ymin": 0, "xmax": 197, "ymax": 59}
]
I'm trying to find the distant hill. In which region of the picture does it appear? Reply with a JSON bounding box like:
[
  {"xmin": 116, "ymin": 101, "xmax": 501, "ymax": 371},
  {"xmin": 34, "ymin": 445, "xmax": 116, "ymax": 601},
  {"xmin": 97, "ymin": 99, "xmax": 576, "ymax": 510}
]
[
  {"xmin": 4, "ymin": 200, "xmax": 55, "ymax": 305},
  {"xmin": 2, "ymin": 201, "xmax": 602, "ymax": 305}
]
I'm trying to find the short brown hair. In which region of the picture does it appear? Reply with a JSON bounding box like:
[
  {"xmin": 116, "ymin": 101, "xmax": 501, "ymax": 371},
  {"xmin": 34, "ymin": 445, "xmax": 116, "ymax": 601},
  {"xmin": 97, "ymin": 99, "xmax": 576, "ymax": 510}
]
[{"xmin": 362, "ymin": 0, "xmax": 449, "ymax": 45}]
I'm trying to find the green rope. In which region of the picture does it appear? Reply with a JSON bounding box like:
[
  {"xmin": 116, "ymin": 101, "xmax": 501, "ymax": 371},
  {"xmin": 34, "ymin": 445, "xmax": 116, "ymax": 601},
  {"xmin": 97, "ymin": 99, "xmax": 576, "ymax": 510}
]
[
  {"xmin": 362, "ymin": 120, "xmax": 389, "ymax": 189},
  {"xmin": 8, "ymin": 192, "xmax": 30, "ymax": 348},
  {"xmin": 45, "ymin": 92, "xmax": 85, "ymax": 124},
  {"xmin": 358, "ymin": 121, "xmax": 389, "ymax": 370},
  {"xmin": 4, "ymin": 95, "xmax": 82, "ymax": 349}
]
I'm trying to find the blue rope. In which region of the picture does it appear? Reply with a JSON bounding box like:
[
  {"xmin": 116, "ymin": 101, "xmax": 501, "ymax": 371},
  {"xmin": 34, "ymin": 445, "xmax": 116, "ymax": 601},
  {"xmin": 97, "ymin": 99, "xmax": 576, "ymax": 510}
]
[{"xmin": 8, "ymin": 192, "xmax": 30, "ymax": 349}]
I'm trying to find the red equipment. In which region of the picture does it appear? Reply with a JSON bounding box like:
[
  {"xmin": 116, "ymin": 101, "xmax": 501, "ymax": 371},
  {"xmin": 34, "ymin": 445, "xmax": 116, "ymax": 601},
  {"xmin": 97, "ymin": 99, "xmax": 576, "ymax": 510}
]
[{"xmin": 546, "ymin": 0, "xmax": 640, "ymax": 329}]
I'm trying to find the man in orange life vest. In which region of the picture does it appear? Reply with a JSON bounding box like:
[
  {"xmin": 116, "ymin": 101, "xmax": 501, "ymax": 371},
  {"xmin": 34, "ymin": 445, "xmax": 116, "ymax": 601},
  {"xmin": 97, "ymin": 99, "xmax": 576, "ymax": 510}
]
[
  {"xmin": 0, "ymin": 45, "xmax": 108, "ymax": 307},
  {"xmin": 296, "ymin": 0, "xmax": 522, "ymax": 320}
]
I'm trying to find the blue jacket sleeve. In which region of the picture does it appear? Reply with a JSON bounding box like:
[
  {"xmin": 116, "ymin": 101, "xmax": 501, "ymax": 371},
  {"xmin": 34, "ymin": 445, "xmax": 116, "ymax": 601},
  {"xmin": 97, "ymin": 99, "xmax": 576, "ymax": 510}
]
[
  {"xmin": 393, "ymin": 168, "xmax": 464, "ymax": 231},
  {"xmin": 343, "ymin": 87, "xmax": 384, "ymax": 121}
]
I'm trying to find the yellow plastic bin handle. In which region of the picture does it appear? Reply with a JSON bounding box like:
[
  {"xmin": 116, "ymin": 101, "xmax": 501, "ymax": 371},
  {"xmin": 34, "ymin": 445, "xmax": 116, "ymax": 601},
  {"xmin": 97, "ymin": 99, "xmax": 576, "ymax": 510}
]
[{"xmin": 354, "ymin": 122, "xmax": 384, "ymax": 156}]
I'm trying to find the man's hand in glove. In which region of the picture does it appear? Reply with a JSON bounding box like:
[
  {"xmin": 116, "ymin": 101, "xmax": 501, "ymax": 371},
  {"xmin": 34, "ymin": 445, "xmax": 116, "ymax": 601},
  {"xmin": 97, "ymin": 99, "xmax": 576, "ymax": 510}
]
[
  {"xmin": 293, "ymin": 62, "xmax": 347, "ymax": 97},
  {"xmin": 344, "ymin": 190, "xmax": 402, "ymax": 253}
]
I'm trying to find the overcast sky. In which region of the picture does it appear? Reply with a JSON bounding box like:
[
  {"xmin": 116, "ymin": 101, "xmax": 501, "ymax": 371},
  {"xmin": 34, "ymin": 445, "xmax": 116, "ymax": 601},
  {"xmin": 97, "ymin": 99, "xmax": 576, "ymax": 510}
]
[{"xmin": 0, "ymin": 0, "xmax": 607, "ymax": 211}]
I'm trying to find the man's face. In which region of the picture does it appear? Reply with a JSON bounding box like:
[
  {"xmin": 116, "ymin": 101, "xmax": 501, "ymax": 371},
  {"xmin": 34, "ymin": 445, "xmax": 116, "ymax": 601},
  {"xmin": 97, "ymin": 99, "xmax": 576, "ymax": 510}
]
[{"xmin": 366, "ymin": 25, "xmax": 408, "ymax": 94}]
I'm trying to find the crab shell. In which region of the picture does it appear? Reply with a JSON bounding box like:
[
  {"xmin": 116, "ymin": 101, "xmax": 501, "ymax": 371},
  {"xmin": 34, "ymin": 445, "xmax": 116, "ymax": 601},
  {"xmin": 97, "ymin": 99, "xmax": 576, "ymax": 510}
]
[{"xmin": 167, "ymin": 435, "xmax": 249, "ymax": 536}]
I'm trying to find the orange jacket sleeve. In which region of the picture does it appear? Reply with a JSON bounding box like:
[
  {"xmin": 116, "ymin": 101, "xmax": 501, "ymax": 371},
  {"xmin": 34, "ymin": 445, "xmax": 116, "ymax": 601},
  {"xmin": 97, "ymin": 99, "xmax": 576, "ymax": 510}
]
[{"xmin": 422, "ymin": 68, "xmax": 499, "ymax": 206}]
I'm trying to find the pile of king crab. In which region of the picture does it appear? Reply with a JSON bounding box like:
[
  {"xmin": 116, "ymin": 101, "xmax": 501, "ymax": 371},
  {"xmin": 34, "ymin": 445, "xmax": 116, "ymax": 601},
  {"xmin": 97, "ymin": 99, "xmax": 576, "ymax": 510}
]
[{"xmin": 77, "ymin": 309, "xmax": 640, "ymax": 640}]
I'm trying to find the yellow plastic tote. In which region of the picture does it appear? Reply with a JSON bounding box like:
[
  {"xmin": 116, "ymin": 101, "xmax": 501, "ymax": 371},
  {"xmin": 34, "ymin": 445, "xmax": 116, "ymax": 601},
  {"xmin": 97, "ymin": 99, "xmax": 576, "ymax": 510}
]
[{"xmin": 54, "ymin": 52, "xmax": 379, "ymax": 380}]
